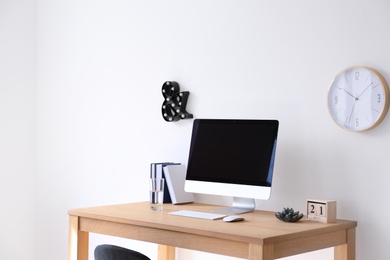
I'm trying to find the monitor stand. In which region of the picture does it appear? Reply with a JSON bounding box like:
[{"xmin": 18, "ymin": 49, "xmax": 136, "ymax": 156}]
[{"xmin": 212, "ymin": 197, "xmax": 256, "ymax": 214}]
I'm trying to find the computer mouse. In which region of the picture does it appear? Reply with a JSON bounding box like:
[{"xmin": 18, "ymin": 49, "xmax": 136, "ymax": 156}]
[{"xmin": 223, "ymin": 216, "xmax": 245, "ymax": 222}]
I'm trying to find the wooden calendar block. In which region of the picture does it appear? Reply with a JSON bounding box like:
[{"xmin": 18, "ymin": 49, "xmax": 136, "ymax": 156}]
[{"xmin": 306, "ymin": 199, "xmax": 336, "ymax": 223}]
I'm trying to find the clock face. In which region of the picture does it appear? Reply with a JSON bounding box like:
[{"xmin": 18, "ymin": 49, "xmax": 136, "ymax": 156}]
[{"xmin": 328, "ymin": 67, "xmax": 389, "ymax": 131}]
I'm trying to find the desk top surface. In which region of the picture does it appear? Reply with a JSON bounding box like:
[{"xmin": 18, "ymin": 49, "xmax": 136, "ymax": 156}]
[{"xmin": 69, "ymin": 202, "xmax": 357, "ymax": 244}]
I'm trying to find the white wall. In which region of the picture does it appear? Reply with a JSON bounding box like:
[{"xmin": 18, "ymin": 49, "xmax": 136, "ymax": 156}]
[
  {"xmin": 22, "ymin": 0, "xmax": 390, "ymax": 259},
  {"xmin": 0, "ymin": 0, "xmax": 36, "ymax": 259}
]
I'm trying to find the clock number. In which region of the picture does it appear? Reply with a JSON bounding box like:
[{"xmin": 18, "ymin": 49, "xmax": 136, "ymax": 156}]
[
  {"xmin": 334, "ymin": 95, "xmax": 338, "ymax": 105},
  {"xmin": 356, "ymin": 118, "xmax": 359, "ymax": 127},
  {"xmin": 355, "ymin": 72, "xmax": 360, "ymax": 80},
  {"xmin": 378, "ymin": 94, "xmax": 381, "ymax": 103}
]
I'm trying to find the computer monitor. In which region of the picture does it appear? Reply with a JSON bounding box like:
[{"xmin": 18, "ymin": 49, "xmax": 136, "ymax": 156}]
[{"xmin": 184, "ymin": 119, "xmax": 279, "ymax": 214}]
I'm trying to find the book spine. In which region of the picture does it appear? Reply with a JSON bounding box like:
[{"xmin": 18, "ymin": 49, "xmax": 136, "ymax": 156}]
[{"xmin": 150, "ymin": 162, "xmax": 180, "ymax": 203}]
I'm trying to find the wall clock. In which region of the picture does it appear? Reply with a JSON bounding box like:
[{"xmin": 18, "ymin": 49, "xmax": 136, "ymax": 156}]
[{"xmin": 328, "ymin": 66, "xmax": 390, "ymax": 131}]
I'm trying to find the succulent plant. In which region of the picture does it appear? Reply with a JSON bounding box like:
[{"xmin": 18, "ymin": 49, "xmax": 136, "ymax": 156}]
[{"xmin": 275, "ymin": 207, "xmax": 304, "ymax": 222}]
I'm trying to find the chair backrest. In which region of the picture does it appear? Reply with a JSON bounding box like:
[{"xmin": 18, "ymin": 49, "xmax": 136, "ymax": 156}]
[{"xmin": 94, "ymin": 244, "xmax": 151, "ymax": 260}]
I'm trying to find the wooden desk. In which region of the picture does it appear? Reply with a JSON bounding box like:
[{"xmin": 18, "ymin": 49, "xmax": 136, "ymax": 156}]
[{"xmin": 68, "ymin": 202, "xmax": 357, "ymax": 260}]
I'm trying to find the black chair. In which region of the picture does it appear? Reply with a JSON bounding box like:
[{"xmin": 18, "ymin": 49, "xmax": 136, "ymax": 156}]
[{"xmin": 94, "ymin": 244, "xmax": 151, "ymax": 260}]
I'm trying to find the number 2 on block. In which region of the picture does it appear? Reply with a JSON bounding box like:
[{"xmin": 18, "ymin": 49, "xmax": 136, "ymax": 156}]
[{"xmin": 309, "ymin": 203, "xmax": 326, "ymax": 217}]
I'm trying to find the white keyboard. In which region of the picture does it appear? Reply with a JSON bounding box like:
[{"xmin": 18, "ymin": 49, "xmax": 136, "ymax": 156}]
[{"xmin": 168, "ymin": 210, "xmax": 227, "ymax": 220}]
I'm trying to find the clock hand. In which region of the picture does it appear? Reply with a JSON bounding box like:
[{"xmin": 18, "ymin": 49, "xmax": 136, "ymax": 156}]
[
  {"xmin": 345, "ymin": 100, "xmax": 357, "ymax": 125},
  {"xmin": 357, "ymin": 82, "xmax": 373, "ymax": 98},
  {"xmin": 343, "ymin": 89, "xmax": 356, "ymax": 99}
]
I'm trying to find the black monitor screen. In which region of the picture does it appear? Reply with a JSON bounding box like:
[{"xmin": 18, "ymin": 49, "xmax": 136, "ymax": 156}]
[{"xmin": 186, "ymin": 119, "xmax": 279, "ymax": 187}]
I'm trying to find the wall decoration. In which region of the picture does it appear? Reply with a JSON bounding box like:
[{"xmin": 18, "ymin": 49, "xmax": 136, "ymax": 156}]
[
  {"xmin": 161, "ymin": 81, "xmax": 193, "ymax": 122},
  {"xmin": 328, "ymin": 66, "xmax": 389, "ymax": 131}
]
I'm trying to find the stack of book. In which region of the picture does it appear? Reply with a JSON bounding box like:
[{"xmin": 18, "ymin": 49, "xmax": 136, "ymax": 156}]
[{"xmin": 150, "ymin": 162, "xmax": 194, "ymax": 204}]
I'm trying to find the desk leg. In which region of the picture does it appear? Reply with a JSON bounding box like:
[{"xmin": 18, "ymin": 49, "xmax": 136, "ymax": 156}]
[
  {"xmin": 158, "ymin": 245, "xmax": 175, "ymax": 260},
  {"xmin": 334, "ymin": 228, "xmax": 355, "ymax": 260},
  {"xmin": 69, "ymin": 215, "xmax": 89, "ymax": 260},
  {"xmin": 249, "ymin": 243, "xmax": 274, "ymax": 260}
]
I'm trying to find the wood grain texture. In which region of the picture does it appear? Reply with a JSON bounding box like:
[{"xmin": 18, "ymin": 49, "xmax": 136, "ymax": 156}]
[{"xmin": 68, "ymin": 202, "xmax": 357, "ymax": 260}]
